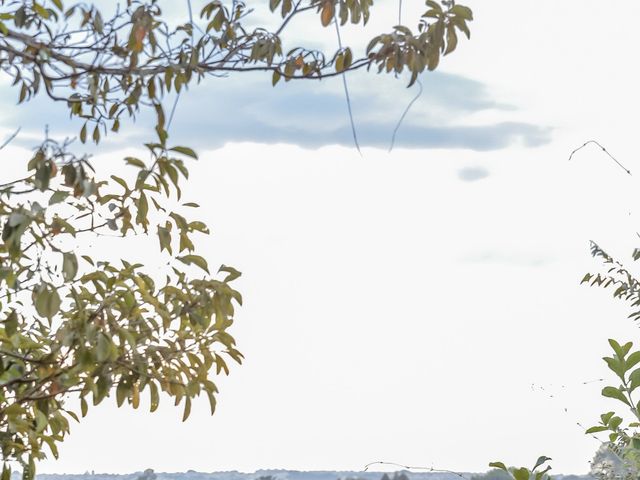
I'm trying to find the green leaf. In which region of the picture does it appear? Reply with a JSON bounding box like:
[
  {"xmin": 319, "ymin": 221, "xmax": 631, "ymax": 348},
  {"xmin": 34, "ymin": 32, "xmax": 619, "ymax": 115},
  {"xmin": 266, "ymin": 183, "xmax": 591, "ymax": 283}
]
[
  {"xmin": 49, "ymin": 190, "xmax": 69, "ymax": 205},
  {"xmin": 189, "ymin": 221, "xmax": 209, "ymax": 233},
  {"xmin": 131, "ymin": 383, "xmax": 140, "ymax": 409},
  {"xmin": 512, "ymin": 467, "xmax": 530, "ymax": 480},
  {"xmin": 136, "ymin": 193, "xmax": 149, "ymax": 227},
  {"xmin": 35, "ymin": 410, "xmax": 47, "ymax": 433},
  {"xmin": 336, "ymin": 52, "xmax": 345, "ymax": 72},
  {"xmin": 34, "ymin": 285, "xmax": 61, "ymax": 319},
  {"xmin": 111, "ymin": 175, "xmax": 130, "ymax": 192},
  {"xmin": 149, "ymin": 381, "xmax": 159, "ymax": 412},
  {"xmin": 157, "ymin": 226, "xmax": 172, "ymax": 254},
  {"xmin": 604, "ymin": 356, "xmax": 626, "ymax": 380},
  {"xmin": 602, "ymin": 386, "xmax": 631, "ymax": 406},
  {"xmin": 450, "ymin": 4, "xmax": 473, "ymax": 20},
  {"xmin": 81, "ymin": 255, "xmax": 95, "ymax": 266},
  {"xmin": 125, "ymin": 157, "xmax": 146, "ymax": 168},
  {"xmin": 219, "ymin": 264, "xmax": 241, "ymax": 282},
  {"xmin": 116, "ymin": 382, "xmax": 127, "ymax": 407},
  {"xmin": 489, "ymin": 463, "xmax": 507, "ymax": 472},
  {"xmin": 177, "ymin": 254, "xmax": 209, "ymax": 273},
  {"xmin": 608, "ymin": 339, "xmax": 626, "ymax": 359},
  {"xmin": 182, "ymin": 397, "xmax": 191, "ymax": 421},
  {"xmin": 170, "ymin": 146, "xmax": 198, "ymax": 159},
  {"xmin": 585, "ymin": 425, "xmax": 608, "ymax": 434},
  {"xmin": 630, "ymin": 368, "xmax": 640, "ymax": 391},
  {"xmin": 532, "ymin": 456, "xmax": 551, "ymax": 471},
  {"xmin": 609, "ymin": 416, "xmax": 623, "ymax": 430},
  {"xmin": 627, "ymin": 351, "xmax": 640, "ymax": 370},
  {"xmin": 42, "ymin": 436, "xmax": 59, "ymax": 459},
  {"xmin": 96, "ymin": 333, "xmax": 111, "ymax": 362},
  {"xmin": 444, "ymin": 24, "xmax": 458, "ymax": 55},
  {"xmin": 62, "ymin": 252, "xmax": 78, "ymax": 281},
  {"xmin": 272, "ymin": 70, "xmax": 281, "ymax": 86},
  {"xmin": 534, "ymin": 467, "xmax": 551, "ymax": 480},
  {"xmin": 33, "ymin": 3, "xmax": 50, "ymax": 19},
  {"xmin": 425, "ymin": 1, "xmax": 443, "ymax": 14},
  {"xmin": 206, "ymin": 389, "xmax": 217, "ymax": 415},
  {"xmin": 601, "ymin": 411, "xmax": 615, "ymax": 424},
  {"xmin": 5, "ymin": 310, "xmax": 18, "ymax": 336}
]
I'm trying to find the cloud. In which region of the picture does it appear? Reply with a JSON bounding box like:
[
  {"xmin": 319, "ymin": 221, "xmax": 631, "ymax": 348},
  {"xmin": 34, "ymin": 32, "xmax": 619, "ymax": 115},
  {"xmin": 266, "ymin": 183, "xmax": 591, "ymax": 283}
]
[
  {"xmin": 0, "ymin": 70, "xmax": 551, "ymax": 152},
  {"xmin": 458, "ymin": 166, "xmax": 490, "ymax": 182}
]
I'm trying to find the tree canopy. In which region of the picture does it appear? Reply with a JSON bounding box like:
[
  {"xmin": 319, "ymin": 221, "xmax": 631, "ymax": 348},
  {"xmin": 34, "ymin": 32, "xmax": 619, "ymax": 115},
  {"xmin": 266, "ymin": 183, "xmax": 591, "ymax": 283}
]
[{"xmin": 0, "ymin": 0, "xmax": 473, "ymax": 478}]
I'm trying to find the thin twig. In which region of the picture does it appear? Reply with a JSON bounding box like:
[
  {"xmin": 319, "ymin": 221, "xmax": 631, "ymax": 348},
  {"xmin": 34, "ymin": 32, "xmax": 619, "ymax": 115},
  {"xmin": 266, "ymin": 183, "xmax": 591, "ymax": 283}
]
[
  {"xmin": 275, "ymin": 1, "xmax": 306, "ymax": 36},
  {"xmin": 0, "ymin": 127, "xmax": 21, "ymax": 150},
  {"xmin": 389, "ymin": 79, "xmax": 423, "ymax": 152},
  {"xmin": 388, "ymin": 0, "xmax": 424, "ymax": 152},
  {"xmin": 334, "ymin": 19, "xmax": 362, "ymax": 156},
  {"xmin": 363, "ymin": 461, "xmax": 468, "ymax": 480},
  {"xmin": 568, "ymin": 140, "xmax": 632, "ymax": 176},
  {"xmin": 165, "ymin": 0, "xmax": 196, "ymax": 131}
]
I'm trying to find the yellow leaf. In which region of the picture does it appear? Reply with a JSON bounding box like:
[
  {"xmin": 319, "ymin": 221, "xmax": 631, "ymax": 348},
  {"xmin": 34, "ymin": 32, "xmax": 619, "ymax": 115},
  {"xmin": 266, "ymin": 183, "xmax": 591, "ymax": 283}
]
[{"xmin": 132, "ymin": 383, "xmax": 140, "ymax": 409}]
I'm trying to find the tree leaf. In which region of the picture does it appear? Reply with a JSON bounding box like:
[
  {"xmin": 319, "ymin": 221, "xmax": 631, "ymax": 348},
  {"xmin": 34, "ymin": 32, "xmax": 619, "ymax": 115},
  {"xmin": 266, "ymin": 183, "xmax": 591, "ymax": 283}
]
[
  {"xmin": 149, "ymin": 381, "xmax": 159, "ymax": 413},
  {"xmin": 585, "ymin": 425, "xmax": 608, "ymax": 434},
  {"xmin": 49, "ymin": 190, "xmax": 69, "ymax": 205},
  {"xmin": 602, "ymin": 386, "xmax": 631, "ymax": 406},
  {"xmin": 627, "ymin": 351, "xmax": 640, "ymax": 370},
  {"xmin": 170, "ymin": 146, "xmax": 198, "ymax": 159},
  {"xmin": 157, "ymin": 225, "xmax": 172, "ymax": 254},
  {"xmin": 320, "ymin": 2, "xmax": 334, "ymax": 27},
  {"xmin": 62, "ymin": 252, "xmax": 78, "ymax": 281},
  {"xmin": 512, "ymin": 467, "xmax": 530, "ymax": 480},
  {"xmin": 532, "ymin": 456, "xmax": 551, "ymax": 471},
  {"xmin": 450, "ymin": 4, "xmax": 473, "ymax": 20},
  {"xmin": 177, "ymin": 254, "xmax": 209, "ymax": 273},
  {"xmin": 182, "ymin": 397, "xmax": 191, "ymax": 421}
]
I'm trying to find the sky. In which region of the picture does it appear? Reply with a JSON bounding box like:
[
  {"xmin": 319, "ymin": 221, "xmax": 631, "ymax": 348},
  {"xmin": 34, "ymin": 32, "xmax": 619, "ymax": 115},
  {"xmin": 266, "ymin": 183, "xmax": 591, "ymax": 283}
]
[{"xmin": 4, "ymin": 0, "xmax": 640, "ymax": 476}]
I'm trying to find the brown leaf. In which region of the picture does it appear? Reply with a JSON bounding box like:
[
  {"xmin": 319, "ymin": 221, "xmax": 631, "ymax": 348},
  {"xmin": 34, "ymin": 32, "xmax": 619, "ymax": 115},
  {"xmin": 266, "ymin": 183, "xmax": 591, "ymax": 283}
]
[
  {"xmin": 134, "ymin": 24, "xmax": 146, "ymax": 52},
  {"xmin": 321, "ymin": 2, "xmax": 334, "ymax": 27}
]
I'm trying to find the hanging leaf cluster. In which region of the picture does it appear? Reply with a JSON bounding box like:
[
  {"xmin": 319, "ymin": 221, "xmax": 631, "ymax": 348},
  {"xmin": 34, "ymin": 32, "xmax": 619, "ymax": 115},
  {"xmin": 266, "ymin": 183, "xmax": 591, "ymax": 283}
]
[{"xmin": 0, "ymin": 134, "xmax": 243, "ymax": 479}]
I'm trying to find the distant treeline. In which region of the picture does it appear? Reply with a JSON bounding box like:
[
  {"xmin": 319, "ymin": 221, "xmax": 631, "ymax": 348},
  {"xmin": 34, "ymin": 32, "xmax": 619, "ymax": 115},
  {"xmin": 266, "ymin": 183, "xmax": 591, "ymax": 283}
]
[{"xmin": 24, "ymin": 470, "xmax": 593, "ymax": 480}]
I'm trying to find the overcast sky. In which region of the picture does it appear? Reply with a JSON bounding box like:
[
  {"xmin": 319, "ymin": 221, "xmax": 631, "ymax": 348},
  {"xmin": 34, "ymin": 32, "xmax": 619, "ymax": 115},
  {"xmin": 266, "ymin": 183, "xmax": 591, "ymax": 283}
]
[{"xmin": 4, "ymin": 0, "xmax": 640, "ymax": 476}]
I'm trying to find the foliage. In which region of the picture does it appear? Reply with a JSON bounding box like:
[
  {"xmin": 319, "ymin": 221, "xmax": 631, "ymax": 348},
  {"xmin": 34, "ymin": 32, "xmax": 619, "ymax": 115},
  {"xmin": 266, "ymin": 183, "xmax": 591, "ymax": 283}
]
[
  {"xmin": 0, "ymin": 0, "xmax": 474, "ymax": 478},
  {"xmin": 579, "ymin": 242, "xmax": 640, "ymax": 477},
  {"xmin": 0, "ymin": 0, "xmax": 474, "ymax": 141},
  {"xmin": 591, "ymin": 443, "xmax": 629, "ymax": 480},
  {"xmin": 490, "ymin": 238, "xmax": 640, "ymax": 480},
  {"xmin": 579, "ymin": 337, "xmax": 640, "ymax": 480},
  {"xmin": 487, "ymin": 457, "xmax": 552, "ymax": 480},
  {"xmin": 0, "ymin": 130, "xmax": 244, "ymax": 477}
]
